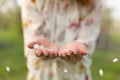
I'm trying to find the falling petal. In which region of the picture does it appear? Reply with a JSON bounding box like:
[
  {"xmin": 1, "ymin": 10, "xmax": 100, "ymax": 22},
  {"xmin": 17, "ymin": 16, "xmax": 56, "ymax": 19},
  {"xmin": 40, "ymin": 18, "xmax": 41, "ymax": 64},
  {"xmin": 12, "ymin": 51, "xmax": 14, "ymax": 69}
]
[
  {"xmin": 34, "ymin": 44, "xmax": 39, "ymax": 49},
  {"xmin": 99, "ymin": 69, "xmax": 104, "ymax": 77},
  {"xmin": 34, "ymin": 44, "xmax": 45, "ymax": 50},
  {"xmin": 64, "ymin": 69, "xmax": 68, "ymax": 73},
  {"xmin": 5, "ymin": 66, "xmax": 10, "ymax": 72},
  {"xmin": 113, "ymin": 58, "xmax": 119, "ymax": 63}
]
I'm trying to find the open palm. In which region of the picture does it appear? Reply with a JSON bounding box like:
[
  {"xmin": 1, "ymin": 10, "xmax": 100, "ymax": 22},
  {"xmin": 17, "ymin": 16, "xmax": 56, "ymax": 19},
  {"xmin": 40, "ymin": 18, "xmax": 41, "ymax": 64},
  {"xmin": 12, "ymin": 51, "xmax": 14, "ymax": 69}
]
[
  {"xmin": 58, "ymin": 42, "xmax": 87, "ymax": 63},
  {"xmin": 28, "ymin": 38, "xmax": 59, "ymax": 60}
]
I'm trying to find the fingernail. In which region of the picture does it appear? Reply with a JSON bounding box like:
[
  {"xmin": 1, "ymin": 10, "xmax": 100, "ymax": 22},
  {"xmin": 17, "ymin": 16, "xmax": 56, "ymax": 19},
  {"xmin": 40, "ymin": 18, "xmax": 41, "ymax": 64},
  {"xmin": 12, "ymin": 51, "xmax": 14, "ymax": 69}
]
[
  {"xmin": 73, "ymin": 52, "xmax": 77, "ymax": 54},
  {"xmin": 36, "ymin": 53, "xmax": 41, "ymax": 57},
  {"xmin": 63, "ymin": 54, "xmax": 66, "ymax": 57}
]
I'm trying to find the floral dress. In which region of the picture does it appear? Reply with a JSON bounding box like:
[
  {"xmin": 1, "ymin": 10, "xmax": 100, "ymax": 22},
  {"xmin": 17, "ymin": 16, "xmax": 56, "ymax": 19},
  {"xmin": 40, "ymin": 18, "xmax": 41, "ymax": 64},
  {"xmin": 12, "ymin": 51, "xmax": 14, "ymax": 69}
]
[{"xmin": 21, "ymin": 0, "xmax": 102, "ymax": 80}]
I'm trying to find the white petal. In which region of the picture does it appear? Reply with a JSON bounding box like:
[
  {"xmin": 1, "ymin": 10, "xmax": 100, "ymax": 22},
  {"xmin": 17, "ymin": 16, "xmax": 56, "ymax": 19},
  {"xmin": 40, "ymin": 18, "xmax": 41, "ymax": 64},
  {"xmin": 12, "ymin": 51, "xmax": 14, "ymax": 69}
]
[
  {"xmin": 33, "ymin": 44, "xmax": 40, "ymax": 49},
  {"xmin": 5, "ymin": 66, "xmax": 10, "ymax": 72},
  {"xmin": 99, "ymin": 69, "xmax": 104, "ymax": 77},
  {"xmin": 113, "ymin": 58, "xmax": 119, "ymax": 63},
  {"xmin": 64, "ymin": 69, "xmax": 68, "ymax": 73}
]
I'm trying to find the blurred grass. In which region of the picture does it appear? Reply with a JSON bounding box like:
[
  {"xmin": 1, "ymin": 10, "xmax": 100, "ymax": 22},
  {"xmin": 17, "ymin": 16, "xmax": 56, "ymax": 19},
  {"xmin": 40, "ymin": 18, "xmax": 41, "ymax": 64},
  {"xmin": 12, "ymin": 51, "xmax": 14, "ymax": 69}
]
[
  {"xmin": 92, "ymin": 47, "xmax": 120, "ymax": 80},
  {"xmin": 0, "ymin": 24, "xmax": 120, "ymax": 80},
  {"xmin": 0, "ymin": 37, "xmax": 27, "ymax": 80},
  {"xmin": 0, "ymin": 20, "xmax": 27, "ymax": 80},
  {"xmin": 91, "ymin": 34, "xmax": 120, "ymax": 80}
]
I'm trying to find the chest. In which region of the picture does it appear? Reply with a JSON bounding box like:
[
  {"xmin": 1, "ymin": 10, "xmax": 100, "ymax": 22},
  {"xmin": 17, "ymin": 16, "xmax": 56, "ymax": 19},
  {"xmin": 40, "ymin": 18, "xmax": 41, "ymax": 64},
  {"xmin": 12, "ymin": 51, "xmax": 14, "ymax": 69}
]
[
  {"xmin": 37, "ymin": 0, "xmax": 88, "ymax": 24},
  {"xmin": 35, "ymin": 0, "xmax": 89, "ymax": 44}
]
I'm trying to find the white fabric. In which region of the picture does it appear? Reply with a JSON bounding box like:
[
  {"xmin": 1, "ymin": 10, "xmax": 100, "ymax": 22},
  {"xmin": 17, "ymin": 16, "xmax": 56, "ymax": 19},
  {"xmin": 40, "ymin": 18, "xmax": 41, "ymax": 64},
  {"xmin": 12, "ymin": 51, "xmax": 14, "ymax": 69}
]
[{"xmin": 21, "ymin": 0, "xmax": 102, "ymax": 80}]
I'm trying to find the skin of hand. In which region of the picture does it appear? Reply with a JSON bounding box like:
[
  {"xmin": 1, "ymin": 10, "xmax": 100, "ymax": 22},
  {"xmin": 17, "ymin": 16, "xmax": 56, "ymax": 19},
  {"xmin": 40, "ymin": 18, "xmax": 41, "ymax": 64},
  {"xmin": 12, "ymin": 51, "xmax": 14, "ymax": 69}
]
[
  {"xmin": 28, "ymin": 39, "xmax": 87, "ymax": 63},
  {"xmin": 27, "ymin": 38, "xmax": 59, "ymax": 60},
  {"xmin": 58, "ymin": 42, "xmax": 88, "ymax": 64}
]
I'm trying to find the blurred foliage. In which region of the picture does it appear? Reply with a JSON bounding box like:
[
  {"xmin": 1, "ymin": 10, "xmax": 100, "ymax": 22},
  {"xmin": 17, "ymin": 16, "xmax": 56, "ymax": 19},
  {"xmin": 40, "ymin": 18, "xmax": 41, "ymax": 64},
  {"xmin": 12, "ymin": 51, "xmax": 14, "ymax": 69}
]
[
  {"xmin": 0, "ymin": 0, "xmax": 7, "ymax": 7},
  {"xmin": 0, "ymin": 1, "xmax": 26, "ymax": 80},
  {"xmin": 97, "ymin": 8, "xmax": 113, "ymax": 48},
  {"xmin": 0, "ymin": 6, "xmax": 22, "ymax": 41}
]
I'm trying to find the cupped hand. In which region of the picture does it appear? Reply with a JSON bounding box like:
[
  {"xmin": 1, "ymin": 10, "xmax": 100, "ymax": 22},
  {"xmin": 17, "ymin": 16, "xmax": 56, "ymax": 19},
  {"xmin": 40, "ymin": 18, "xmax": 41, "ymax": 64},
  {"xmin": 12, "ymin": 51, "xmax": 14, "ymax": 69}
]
[
  {"xmin": 28, "ymin": 38, "xmax": 59, "ymax": 60},
  {"xmin": 58, "ymin": 42, "xmax": 87, "ymax": 64}
]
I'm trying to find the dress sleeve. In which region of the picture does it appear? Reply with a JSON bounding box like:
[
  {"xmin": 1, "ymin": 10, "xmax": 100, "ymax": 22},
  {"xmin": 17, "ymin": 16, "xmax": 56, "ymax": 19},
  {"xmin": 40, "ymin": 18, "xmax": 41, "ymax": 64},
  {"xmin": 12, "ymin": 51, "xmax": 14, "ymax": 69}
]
[
  {"xmin": 21, "ymin": 0, "xmax": 45, "ymax": 43},
  {"xmin": 21, "ymin": 0, "xmax": 45, "ymax": 56},
  {"xmin": 76, "ymin": 1, "xmax": 102, "ymax": 55},
  {"xmin": 75, "ymin": 1, "xmax": 103, "ymax": 68}
]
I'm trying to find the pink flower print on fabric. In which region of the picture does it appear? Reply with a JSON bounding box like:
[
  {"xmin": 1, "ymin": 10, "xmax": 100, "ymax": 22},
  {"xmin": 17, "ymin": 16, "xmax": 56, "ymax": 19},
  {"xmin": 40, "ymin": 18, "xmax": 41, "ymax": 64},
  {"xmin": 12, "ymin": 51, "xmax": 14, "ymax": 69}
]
[
  {"xmin": 48, "ymin": 72, "xmax": 54, "ymax": 77},
  {"xmin": 85, "ymin": 74, "xmax": 89, "ymax": 80},
  {"xmin": 85, "ymin": 18, "xmax": 94, "ymax": 25},
  {"xmin": 68, "ymin": 22, "xmax": 80, "ymax": 29},
  {"xmin": 64, "ymin": 2, "xmax": 69, "ymax": 10}
]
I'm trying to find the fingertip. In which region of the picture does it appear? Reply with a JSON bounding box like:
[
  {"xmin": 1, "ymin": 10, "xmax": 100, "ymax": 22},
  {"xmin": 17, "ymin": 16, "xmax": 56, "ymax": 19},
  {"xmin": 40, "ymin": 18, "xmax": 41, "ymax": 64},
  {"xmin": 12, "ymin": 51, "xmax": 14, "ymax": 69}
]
[
  {"xmin": 72, "ymin": 49, "xmax": 78, "ymax": 54},
  {"xmin": 27, "ymin": 43, "xmax": 33, "ymax": 49},
  {"xmin": 35, "ymin": 49, "xmax": 42, "ymax": 56},
  {"xmin": 80, "ymin": 49, "xmax": 88, "ymax": 55},
  {"xmin": 27, "ymin": 42, "xmax": 36, "ymax": 49},
  {"xmin": 63, "ymin": 51, "xmax": 67, "ymax": 57},
  {"xmin": 51, "ymin": 51, "xmax": 56, "ymax": 57},
  {"xmin": 54, "ymin": 51, "xmax": 58, "ymax": 56},
  {"xmin": 82, "ymin": 51, "xmax": 88, "ymax": 55},
  {"xmin": 78, "ymin": 45, "xmax": 88, "ymax": 55},
  {"xmin": 42, "ymin": 50, "xmax": 48, "ymax": 56},
  {"xmin": 58, "ymin": 51, "xmax": 62, "ymax": 57},
  {"xmin": 60, "ymin": 51, "xmax": 65, "ymax": 57},
  {"xmin": 67, "ymin": 50, "xmax": 72, "ymax": 56}
]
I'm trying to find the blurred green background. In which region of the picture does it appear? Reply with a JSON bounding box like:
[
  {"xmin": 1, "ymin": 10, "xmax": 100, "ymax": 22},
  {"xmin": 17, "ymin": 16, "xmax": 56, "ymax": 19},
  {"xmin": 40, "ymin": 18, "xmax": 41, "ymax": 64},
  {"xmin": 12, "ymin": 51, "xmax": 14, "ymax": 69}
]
[{"xmin": 0, "ymin": 0, "xmax": 120, "ymax": 80}]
